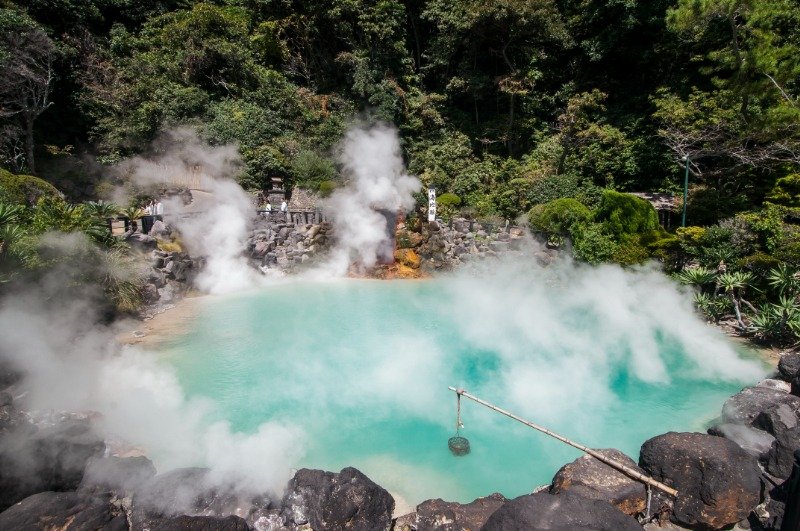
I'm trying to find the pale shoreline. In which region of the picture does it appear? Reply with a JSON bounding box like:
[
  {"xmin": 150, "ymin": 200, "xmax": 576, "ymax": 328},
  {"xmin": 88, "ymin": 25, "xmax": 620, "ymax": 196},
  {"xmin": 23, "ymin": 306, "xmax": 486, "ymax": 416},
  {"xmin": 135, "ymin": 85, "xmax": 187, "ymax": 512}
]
[{"xmin": 117, "ymin": 294, "xmax": 206, "ymax": 348}]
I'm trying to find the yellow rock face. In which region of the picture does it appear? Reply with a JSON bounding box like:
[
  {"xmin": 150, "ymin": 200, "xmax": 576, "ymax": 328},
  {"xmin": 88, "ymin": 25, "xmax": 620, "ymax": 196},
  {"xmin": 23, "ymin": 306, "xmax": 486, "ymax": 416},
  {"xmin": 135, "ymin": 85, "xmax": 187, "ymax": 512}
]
[{"xmin": 394, "ymin": 249, "xmax": 421, "ymax": 269}]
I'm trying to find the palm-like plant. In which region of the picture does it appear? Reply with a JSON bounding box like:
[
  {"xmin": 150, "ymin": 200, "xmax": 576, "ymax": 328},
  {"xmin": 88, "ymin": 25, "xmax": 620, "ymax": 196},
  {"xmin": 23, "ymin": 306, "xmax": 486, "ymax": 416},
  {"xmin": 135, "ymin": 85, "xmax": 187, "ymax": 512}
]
[
  {"xmin": 84, "ymin": 200, "xmax": 119, "ymax": 219},
  {"xmin": 692, "ymin": 292, "xmax": 729, "ymax": 322},
  {"xmin": 84, "ymin": 201, "xmax": 119, "ymax": 233},
  {"xmin": 676, "ymin": 267, "xmax": 717, "ymax": 292},
  {"xmin": 717, "ymin": 271, "xmax": 756, "ymax": 330},
  {"xmin": 767, "ymin": 263, "xmax": 800, "ymax": 297},
  {"xmin": 119, "ymin": 206, "xmax": 144, "ymax": 232},
  {"xmin": 750, "ymin": 295, "xmax": 800, "ymax": 343}
]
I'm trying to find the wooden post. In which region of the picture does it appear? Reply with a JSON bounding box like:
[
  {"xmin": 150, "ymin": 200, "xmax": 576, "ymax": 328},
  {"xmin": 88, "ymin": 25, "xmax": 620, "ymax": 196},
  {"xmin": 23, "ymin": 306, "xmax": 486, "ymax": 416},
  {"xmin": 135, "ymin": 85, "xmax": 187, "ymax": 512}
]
[{"xmin": 447, "ymin": 387, "xmax": 678, "ymax": 498}]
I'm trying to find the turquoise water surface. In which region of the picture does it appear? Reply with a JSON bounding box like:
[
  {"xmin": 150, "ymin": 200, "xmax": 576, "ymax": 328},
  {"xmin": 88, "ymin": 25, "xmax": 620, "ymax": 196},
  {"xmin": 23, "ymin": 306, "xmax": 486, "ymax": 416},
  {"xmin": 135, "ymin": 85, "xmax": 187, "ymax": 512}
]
[{"xmin": 162, "ymin": 279, "xmax": 764, "ymax": 506}]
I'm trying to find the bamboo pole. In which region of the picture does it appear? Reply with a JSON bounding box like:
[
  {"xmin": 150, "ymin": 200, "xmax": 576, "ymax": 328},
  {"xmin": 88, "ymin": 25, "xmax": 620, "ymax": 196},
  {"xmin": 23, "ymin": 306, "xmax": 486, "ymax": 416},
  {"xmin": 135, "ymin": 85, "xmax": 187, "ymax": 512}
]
[{"xmin": 447, "ymin": 387, "xmax": 678, "ymax": 498}]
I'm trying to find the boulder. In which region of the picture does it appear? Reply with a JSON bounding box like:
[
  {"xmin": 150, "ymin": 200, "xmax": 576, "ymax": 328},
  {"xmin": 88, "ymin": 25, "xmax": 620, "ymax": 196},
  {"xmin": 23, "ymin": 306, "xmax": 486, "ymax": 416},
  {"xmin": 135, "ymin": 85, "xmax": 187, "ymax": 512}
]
[
  {"xmin": 79, "ymin": 455, "xmax": 157, "ymax": 496},
  {"xmin": 754, "ymin": 402, "xmax": 800, "ymax": 478},
  {"xmin": 717, "ymin": 386, "xmax": 800, "ymax": 479},
  {"xmin": 757, "ymin": 379, "xmax": 792, "ymax": 392},
  {"xmin": 638, "ymin": 432, "xmax": 761, "ymax": 529},
  {"xmin": 0, "ymin": 417, "xmax": 105, "ymax": 511},
  {"xmin": 779, "ymin": 351, "xmax": 800, "ymax": 394},
  {"xmin": 707, "ymin": 423, "xmax": 775, "ymax": 460},
  {"xmin": 480, "ymin": 491, "xmax": 642, "ymax": 530},
  {"xmin": 0, "ymin": 491, "xmax": 127, "ymax": 530},
  {"xmin": 414, "ymin": 493, "xmax": 506, "ymax": 530},
  {"xmin": 281, "ymin": 467, "xmax": 394, "ymax": 531},
  {"xmin": 719, "ymin": 385, "xmax": 797, "ymax": 427},
  {"xmin": 151, "ymin": 515, "xmax": 251, "ymax": 530},
  {"xmin": 550, "ymin": 448, "xmax": 646, "ymax": 515}
]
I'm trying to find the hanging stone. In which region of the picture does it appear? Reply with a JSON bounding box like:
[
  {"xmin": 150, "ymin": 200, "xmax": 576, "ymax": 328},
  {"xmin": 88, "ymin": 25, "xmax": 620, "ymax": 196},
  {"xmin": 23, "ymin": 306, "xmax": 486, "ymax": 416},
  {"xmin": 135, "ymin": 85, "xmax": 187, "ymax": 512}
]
[{"xmin": 448, "ymin": 435, "xmax": 470, "ymax": 456}]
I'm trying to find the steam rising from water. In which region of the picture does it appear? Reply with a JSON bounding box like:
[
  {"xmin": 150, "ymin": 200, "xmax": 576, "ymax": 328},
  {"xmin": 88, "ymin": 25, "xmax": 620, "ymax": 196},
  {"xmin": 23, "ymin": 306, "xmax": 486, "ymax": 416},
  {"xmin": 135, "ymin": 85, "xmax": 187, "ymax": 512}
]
[
  {"xmin": 0, "ymin": 124, "xmax": 767, "ymax": 510},
  {"xmin": 116, "ymin": 128, "xmax": 264, "ymax": 294},
  {"xmin": 0, "ymin": 256, "xmax": 303, "ymax": 497},
  {"xmin": 316, "ymin": 123, "xmax": 421, "ymax": 276}
]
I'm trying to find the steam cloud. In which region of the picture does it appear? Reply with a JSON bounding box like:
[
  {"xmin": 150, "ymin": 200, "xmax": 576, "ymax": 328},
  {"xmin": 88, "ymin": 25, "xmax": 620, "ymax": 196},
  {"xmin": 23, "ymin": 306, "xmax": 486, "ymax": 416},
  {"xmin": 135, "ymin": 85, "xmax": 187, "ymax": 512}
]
[
  {"xmin": 115, "ymin": 128, "xmax": 265, "ymax": 294},
  {"xmin": 0, "ymin": 249, "xmax": 304, "ymax": 500},
  {"xmin": 315, "ymin": 123, "xmax": 421, "ymax": 276},
  {"xmin": 0, "ymin": 124, "xmax": 769, "ymax": 512}
]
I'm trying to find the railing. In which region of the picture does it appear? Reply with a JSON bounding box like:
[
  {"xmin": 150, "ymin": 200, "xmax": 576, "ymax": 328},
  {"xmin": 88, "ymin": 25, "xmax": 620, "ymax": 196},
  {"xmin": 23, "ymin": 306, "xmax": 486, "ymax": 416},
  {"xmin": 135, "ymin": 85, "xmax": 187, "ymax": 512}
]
[{"xmin": 256, "ymin": 209, "xmax": 327, "ymax": 225}]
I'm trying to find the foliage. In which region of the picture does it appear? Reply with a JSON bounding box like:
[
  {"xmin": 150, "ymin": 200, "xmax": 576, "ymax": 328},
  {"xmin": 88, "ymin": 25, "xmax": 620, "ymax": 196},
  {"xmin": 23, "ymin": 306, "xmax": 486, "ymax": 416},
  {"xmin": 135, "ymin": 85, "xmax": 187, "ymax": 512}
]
[
  {"xmin": 437, "ymin": 193, "xmax": 462, "ymax": 208},
  {"xmin": 594, "ymin": 190, "xmax": 659, "ymax": 237},
  {"xmin": 571, "ymin": 222, "xmax": 618, "ymax": 265},
  {"xmin": 0, "ymin": 167, "xmax": 61, "ymax": 205},
  {"xmin": 766, "ymin": 174, "xmax": 800, "ymax": 207},
  {"xmin": 528, "ymin": 198, "xmax": 592, "ymax": 236},
  {"xmin": 290, "ymin": 150, "xmax": 337, "ymax": 192}
]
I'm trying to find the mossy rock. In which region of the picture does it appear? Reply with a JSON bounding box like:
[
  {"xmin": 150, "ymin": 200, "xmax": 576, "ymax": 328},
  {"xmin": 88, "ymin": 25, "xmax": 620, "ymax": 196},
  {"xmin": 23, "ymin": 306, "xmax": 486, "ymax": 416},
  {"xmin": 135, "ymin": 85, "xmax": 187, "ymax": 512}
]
[{"xmin": 0, "ymin": 168, "xmax": 61, "ymax": 205}]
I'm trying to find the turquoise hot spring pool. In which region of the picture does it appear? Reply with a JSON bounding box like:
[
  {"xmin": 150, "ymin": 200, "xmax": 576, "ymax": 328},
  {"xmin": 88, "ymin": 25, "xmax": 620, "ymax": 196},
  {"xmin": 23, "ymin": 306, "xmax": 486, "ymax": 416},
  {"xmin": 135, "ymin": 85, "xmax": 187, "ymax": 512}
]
[{"xmin": 160, "ymin": 276, "xmax": 766, "ymax": 506}]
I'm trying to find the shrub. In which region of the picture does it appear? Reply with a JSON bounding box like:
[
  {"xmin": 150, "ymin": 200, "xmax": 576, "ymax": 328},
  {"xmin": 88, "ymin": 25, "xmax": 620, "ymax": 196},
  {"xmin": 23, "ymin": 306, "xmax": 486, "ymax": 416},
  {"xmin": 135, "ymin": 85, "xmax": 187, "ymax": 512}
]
[
  {"xmin": 612, "ymin": 239, "xmax": 651, "ymax": 265},
  {"xmin": 0, "ymin": 168, "xmax": 61, "ymax": 205},
  {"xmin": 571, "ymin": 222, "xmax": 618, "ymax": 264},
  {"xmin": 317, "ymin": 180, "xmax": 337, "ymax": 197},
  {"xmin": 290, "ymin": 150, "xmax": 337, "ymax": 190},
  {"xmin": 594, "ymin": 190, "xmax": 659, "ymax": 236},
  {"xmin": 737, "ymin": 252, "xmax": 782, "ymax": 276},
  {"xmin": 437, "ymin": 193, "xmax": 462, "ymax": 208},
  {"xmin": 766, "ymin": 174, "xmax": 800, "ymax": 206},
  {"xmin": 528, "ymin": 198, "xmax": 592, "ymax": 235},
  {"xmin": 528, "ymin": 173, "xmax": 603, "ymax": 207}
]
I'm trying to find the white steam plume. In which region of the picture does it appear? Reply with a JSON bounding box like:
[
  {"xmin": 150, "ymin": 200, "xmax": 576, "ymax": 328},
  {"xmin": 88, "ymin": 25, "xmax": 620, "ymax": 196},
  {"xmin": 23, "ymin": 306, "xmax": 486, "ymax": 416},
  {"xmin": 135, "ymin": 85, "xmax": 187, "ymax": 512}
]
[
  {"xmin": 438, "ymin": 255, "xmax": 766, "ymax": 431},
  {"xmin": 0, "ymin": 256, "xmax": 303, "ymax": 497},
  {"xmin": 115, "ymin": 128, "xmax": 264, "ymax": 294},
  {"xmin": 315, "ymin": 123, "xmax": 421, "ymax": 276}
]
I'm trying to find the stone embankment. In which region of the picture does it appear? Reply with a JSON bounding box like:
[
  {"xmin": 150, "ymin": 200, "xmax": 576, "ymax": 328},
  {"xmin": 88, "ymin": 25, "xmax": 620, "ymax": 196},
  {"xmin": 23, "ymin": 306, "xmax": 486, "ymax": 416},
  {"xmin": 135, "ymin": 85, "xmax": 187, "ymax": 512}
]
[
  {"xmin": 242, "ymin": 216, "xmax": 554, "ymax": 276},
  {"xmin": 134, "ymin": 214, "xmax": 547, "ymax": 302}
]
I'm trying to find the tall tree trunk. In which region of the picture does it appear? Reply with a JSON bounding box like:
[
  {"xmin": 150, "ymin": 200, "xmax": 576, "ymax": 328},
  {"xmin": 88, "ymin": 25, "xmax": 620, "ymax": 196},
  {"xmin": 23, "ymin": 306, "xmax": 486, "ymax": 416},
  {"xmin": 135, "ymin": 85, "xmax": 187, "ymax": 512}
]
[
  {"xmin": 507, "ymin": 93, "xmax": 515, "ymax": 156},
  {"xmin": 24, "ymin": 115, "xmax": 35, "ymax": 175},
  {"xmin": 731, "ymin": 292, "xmax": 745, "ymax": 330}
]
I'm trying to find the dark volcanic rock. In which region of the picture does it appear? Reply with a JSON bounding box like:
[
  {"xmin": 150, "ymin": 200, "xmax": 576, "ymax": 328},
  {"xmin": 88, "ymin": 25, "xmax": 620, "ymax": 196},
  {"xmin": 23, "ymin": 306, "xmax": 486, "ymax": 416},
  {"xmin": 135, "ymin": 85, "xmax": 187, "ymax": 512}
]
[
  {"xmin": 721, "ymin": 386, "xmax": 800, "ymax": 426},
  {"xmin": 414, "ymin": 493, "xmax": 507, "ymax": 530},
  {"xmin": 638, "ymin": 431, "xmax": 761, "ymax": 529},
  {"xmin": 0, "ymin": 491, "xmax": 127, "ymax": 530},
  {"xmin": 480, "ymin": 491, "xmax": 642, "ymax": 530},
  {"xmin": 151, "ymin": 515, "xmax": 251, "ymax": 530},
  {"xmin": 281, "ymin": 467, "xmax": 394, "ymax": 531},
  {"xmin": 779, "ymin": 351, "xmax": 800, "ymax": 394},
  {"xmin": 79, "ymin": 455, "xmax": 157, "ymax": 496},
  {"xmin": 0, "ymin": 417, "xmax": 105, "ymax": 511},
  {"xmin": 755, "ymin": 401, "xmax": 800, "ymax": 478},
  {"xmin": 716, "ymin": 385, "xmax": 800, "ymax": 479},
  {"xmin": 133, "ymin": 467, "xmax": 275, "ymax": 530},
  {"xmin": 708, "ymin": 423, "xmax": 776, "ymax": 460},
  {"xmin": 550, "ymin": 448, "xmax": 646, "ymax": 516}
]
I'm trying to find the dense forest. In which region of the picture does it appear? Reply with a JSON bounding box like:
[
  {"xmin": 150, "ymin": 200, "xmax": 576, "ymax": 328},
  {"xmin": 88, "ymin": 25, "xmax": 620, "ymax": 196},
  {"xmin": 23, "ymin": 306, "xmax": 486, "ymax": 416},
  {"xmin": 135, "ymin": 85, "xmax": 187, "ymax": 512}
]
[{"xmin": 2, "ymin": 0, "xmax": 800, "ymax": 340}]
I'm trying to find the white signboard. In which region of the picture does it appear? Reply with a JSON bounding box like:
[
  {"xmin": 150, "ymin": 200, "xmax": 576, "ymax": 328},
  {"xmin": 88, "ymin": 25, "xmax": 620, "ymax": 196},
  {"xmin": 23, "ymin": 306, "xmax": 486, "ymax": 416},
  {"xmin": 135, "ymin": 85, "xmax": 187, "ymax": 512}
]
[{"xmin": 427, "ymin": 187, "xmax": 437, "ymax": 222}]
